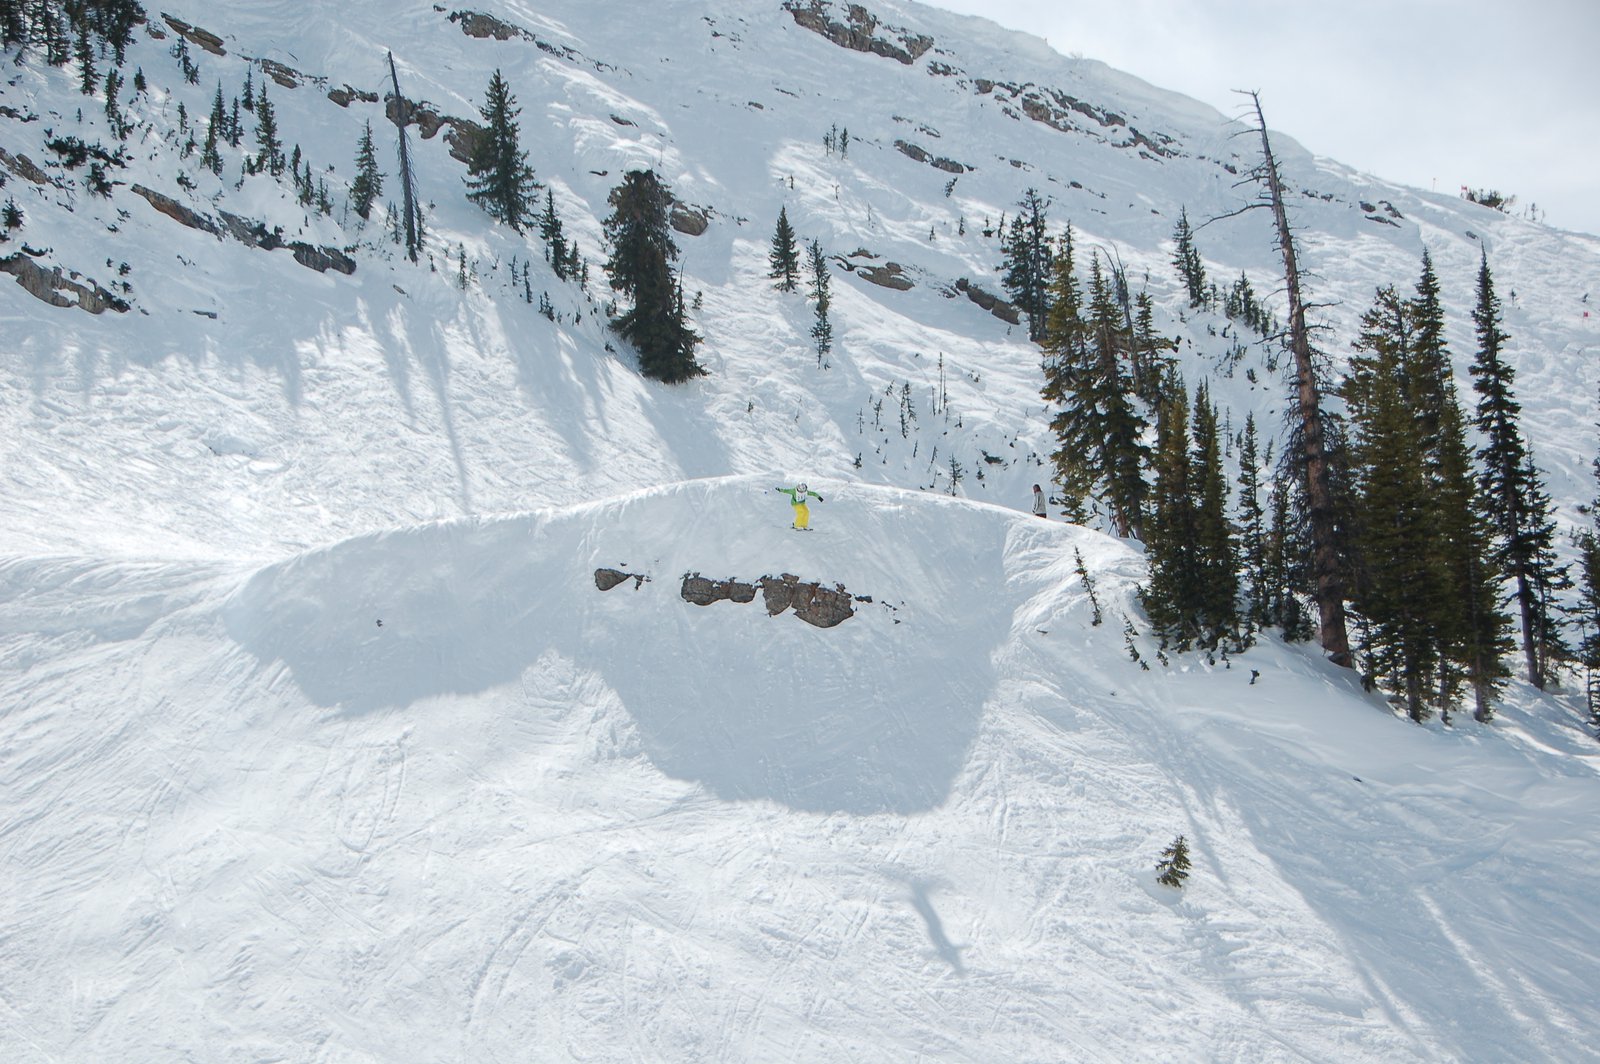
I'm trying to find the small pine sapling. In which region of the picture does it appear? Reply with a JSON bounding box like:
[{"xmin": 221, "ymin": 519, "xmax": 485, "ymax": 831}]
[
  {"xmin": 1074, "ymin": 548, "xmax": 1103, "ymax": 626},
  {"xmin": 1156, "ymin": 835, "xmax": 1191, "ymax": 888}
]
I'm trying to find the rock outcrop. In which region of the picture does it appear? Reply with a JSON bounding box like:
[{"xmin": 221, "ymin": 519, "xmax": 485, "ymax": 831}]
[
  {"xmin": 680, "ymin": 572, "xmax": 856, "ymax": 628},
  {"xmin": 783, "ymin": 1, "xmax": 933, "ymax": 65},
  {"xmin": 1, "ymin": 252, "xmax": 128, "ymax": 314}
]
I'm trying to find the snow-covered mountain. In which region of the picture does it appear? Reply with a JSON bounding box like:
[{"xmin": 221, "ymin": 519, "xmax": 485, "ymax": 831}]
[{"xmin": 4, "ymin": 1, "xmax": 1600, "ymax": 1059}]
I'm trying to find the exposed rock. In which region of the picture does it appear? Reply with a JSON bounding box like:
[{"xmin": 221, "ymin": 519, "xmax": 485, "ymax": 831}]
[
  {"xmin": 855, "ymin": 261, "xmax": 912, "ymax": 291},
  {"xmin": 328, "ymin": 85, "xmax": 379, "ymax": 108},
  {"xmin": 131, "ymin": 184, "xmax": 218, "ymax": 234},
  {"xmin": 258, "ymin": 59, "xmax": 303, "ymax": 89},
  {"xmin": 784, "ymin": 0, "xmax": 933, "ymax": 65},
  {"xmin": 386, "ymin": 96, "xmax": 450, "ymax": 139},
  {"xmin": 681, "ymin": 572, "xmax": 854, "ymax": 628},
  {"xmin": 0, "ymin": 147, "xmax": 54, "ymax": 186},
  {"xmin": 162, "ymin": 14, "xmax": 226, "ymax": 55},
  {"xmin": 446, "ymin": 8, "xmax": 607, "ymax": 69},
  {"xmin": 895, "ymin": 139, "xmax": 930, "ymax": 164},
  {"xmin": 953, "ymin": 277, "xmax": 1020, "ymax": 324},
  {"xmin": 596, "ymin": 568, "xmax": 649, "ymax": 591},
  {"xmin": 289, "ymin": 242, "xmax": 356, "ymax": 275},
  {"xmin": 444, "ymin": 118, "xmax": 487, "ymax": 166},
  {"xmin": 760, "ymin": 574, "xmax": 855, "ymax": 628},
  {"xmin": 451, "ymin": 10, "xmax": 522, "ymax": 40},
  {"xmin": 132, "ymin": 188, "xmax": 355, "ymax": 277},
  {"xmin": 680, "ymin": 574, "xmax": 756, "ymax": 605},
  {"xmin": 1, "ymin": 252, "xmax": 128, "ymax": 314},
  {"xmin": 670, "ymin": 204, "xmax": 710, "ymax": 236}
]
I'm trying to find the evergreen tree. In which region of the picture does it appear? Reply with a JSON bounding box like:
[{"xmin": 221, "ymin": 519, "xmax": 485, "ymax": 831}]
[
  {"xmin": 39, "ymin": 0, "xmax": 69, "ymax": 65},
  {"xmin": 603, "ymin": 169, "xmax": 702, "ymax": 383},
  {"xmin": 1, "ymin": 0, "xmax": 26, "ymax": 49},
  {"xmin": 1085, "ymin": 255, "xmax": 1149, "ymax": 538},
  {"xmin": 1141, "ymin": 377, "xmax": 1199, "ymax": 646},
  {"xmin": 808, "ymin": 238, "xmax": 832, "ymax": 363},
  {"xmin": 200, "ymin": 112, "xmax": 222, "ymax": 175},
  {"xmin": 1576, "ymin": 428, "xmax": 1600, "ymax": 730},
  {"xmin": 1171, "ymin": 206, "xmax": 1207, "ymax": 308},
  {"xmin": 1129, "ymin": 290, "xmax": 1173, "ymax": 405},
  {"xmin": 1469, "ymin": 248, "xmax": 1566, "ymax": 690},
  {"xmin": 536, "ymin": 187, "xmax": 569, "ymax": 275},
  {"xmin": 464, "ymin": 69, "xmax": 537, "ymax": 231},
  {"xmin": 103, "ymin": 67, "xmax": 124, "ymax": 139},
  {"xmin": 200, "ymin": 84, "xmax": 225, "ymax": 175},
  {"xmin": 73, "ymin": 22, "xmax": 95, "ymax": 95},
  {"xmin": 1040, "ymin": 225, "xmax": 1093, "ymax": 519},
  {"xmin": 254, "ymin": 82, "xmax": 283, "ymax": 176},
  {"xmin": 1000, "ymin": 187, "xmax": 1051, "ymax": 341},
  {"xmin": 1433, "ymin": 389, "xmax": 1510, "ymax": 721},
  {"xmin": 1344, "ymin": 287, "xmax": 1442, "ymax": 720},
  {"xmin": 1155, "ymin": 835, "xmax": 1191, "ymax": 888},
  {"xmin": 1190, "ymin": 382, "xmax": 1239, "ymax": 645},
  {"xmin": 227, "ymin": 97, "xmax": 242, "ymax": 147},
  {"xmin": 1237, "ymin": 413, "xmax": 1269, "ymax": 632},
  {"xmin": 242, "ymin": 67, "xmax": 254, "ymax": 111},
  {"xmin": 769, "ymin": 205, "xmax": 799, "ymax": 291},
  {"xmin": 349, "ymin": 120, "xmax": 382, "ymax": 220}
]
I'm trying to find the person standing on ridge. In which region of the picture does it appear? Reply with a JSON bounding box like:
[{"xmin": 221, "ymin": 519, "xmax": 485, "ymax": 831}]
[
  {"xmin": 1032, "ymin": 483, "xmax": 1048, "ymax": 518},
  {"xmin": 777, "ymin": 482, "xmax": 824, "ymax": 530}
]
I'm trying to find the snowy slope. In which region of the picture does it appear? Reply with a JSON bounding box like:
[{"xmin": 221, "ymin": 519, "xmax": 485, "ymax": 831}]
[
  {"xmin": 3, "ymin": 0, "xmax": 1596, "ymax": 558},
  {"xmin": 6, "ymin": 1, "xmax": 1600, "ymax": 1059},
  {"xmin": 6, "ymin": 479, "xmax": 1600, "ymax": 1061}
]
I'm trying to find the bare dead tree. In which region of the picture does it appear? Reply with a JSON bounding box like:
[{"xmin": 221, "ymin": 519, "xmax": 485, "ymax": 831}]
[
  {"xmin": 387, "ymin": 51, "xmax": 422, "ymax": 263},
  {"xmin": 1230, "ymin": 91, "xmax": 1352, "ymax": 667}
]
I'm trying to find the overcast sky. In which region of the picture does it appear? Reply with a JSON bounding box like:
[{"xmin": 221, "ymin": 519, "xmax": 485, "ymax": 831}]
[{"xmin": 926, "ymin": 0, "xmax": 1600, "ymax": 237}]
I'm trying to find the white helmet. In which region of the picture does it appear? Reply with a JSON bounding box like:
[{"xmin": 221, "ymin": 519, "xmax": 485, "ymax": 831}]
[{"xmin": 797, "ymin": 482, "xmax": 808, "ymax": 494}]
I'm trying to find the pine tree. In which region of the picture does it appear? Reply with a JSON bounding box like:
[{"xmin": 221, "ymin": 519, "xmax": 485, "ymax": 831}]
[
  {"xmin": 1433, "ymin": 390, "xmax": 1510, "ymax": 721},
  {"xmin": 73, "ymin": 22, "xmax": 95, "ymax": 94},
  {"xmin": 0, "ymin": 0, "xmax": 25, "ymax": 50},
  {"xmin": 349, "ymin": 120, "xmax": 382, "ymax": 220},
  {"xmin": 1344, "ymin": 285, "xmax": 1442, "ymax": 720},
  {"xmin": 1237, "ymin": 413, "xmax": 1269, "ymax": 632},
  {"xmin": 808, "ymin": 238, "xmax": 832, "ymax": 363},
  {"xmin": 200, "ymin": 84, "xmax": 225, "ymax": 175},
  {"xmin": 1129, "ymin": 290, "xmax": 1173, "ymax": 405},
  {"xmin": 1171, "ymin": 206, "xmax": 1207, "ymax": 308},
  {"xmin": 1470, "ymin": 248, "xmax": 1566, "ymax": 690},
  {"xmin": 464, "ymin": 69, "xmax": 537, "ymax": 231},
  {"xmin": 1000, "ymin": 188, "xmax": 1051, "ymax": 341},
  {"xmin": 1085, "ymin": 255, "xmax": 1149, "ymax": 538},
  {"xmin": 537, "ymin": 187, "xmax": 567, "ymax": 275},
  {"xmin": 39, "ymin": 0, "xmax": 69, "ymax": 65},
  {"xmin": 254, "ymin": 81, "xmax": 283, "ymax": 176},
  {"xmin": 1040, "ymin": 226, "xmax": 1093, "ymax": 519},
  {"xmin": 1576, "ymin": 427, "xmax": 1600, "ymax": 729},
  {"xmin": 1190, "ymin": 382, "xmax": 1239, "ymax": 646},
  {"xmin": 769, "ymin": 205, "xmax": 799, "ymax": 291},
  {"xmin": 103, "ymin": 67, "xmax": 124, "ymax": 140},
  {"xmin": 603, "ymin": 169, "xmax": 702, "ymax": 383},
  {"xmin": 1141, "ymin": 377, "xmax": 1199, "ymax": 647},
  {"xmin": 1155, "ymin": 835, "xmax": 1191, "ymax": 888}
]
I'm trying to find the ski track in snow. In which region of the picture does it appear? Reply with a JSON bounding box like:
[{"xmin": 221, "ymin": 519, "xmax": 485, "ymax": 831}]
[{"xmin": 4, "ymin": 0, "xmax": 1600, "ymax": 1060}]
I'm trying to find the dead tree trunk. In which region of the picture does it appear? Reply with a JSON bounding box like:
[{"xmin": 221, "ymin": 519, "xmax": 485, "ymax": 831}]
[
  {"xmin": 1246, "ymin": 91, "xmax": 1352, "ymax": 667},
  {"xmin": 387, "ymin": 51, "xmax": 422, "ymax": 263}
]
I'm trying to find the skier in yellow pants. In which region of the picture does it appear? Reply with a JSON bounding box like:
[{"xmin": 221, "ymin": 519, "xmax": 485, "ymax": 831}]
[{"xmin": 776, "ymin": 482, "xmax": 824, "ymax": 530}]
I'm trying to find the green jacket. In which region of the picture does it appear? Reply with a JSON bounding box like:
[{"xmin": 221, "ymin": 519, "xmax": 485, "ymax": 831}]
[{"xmin": 776, "ymin": 486, "xmax": 822, "ymax": 505}]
